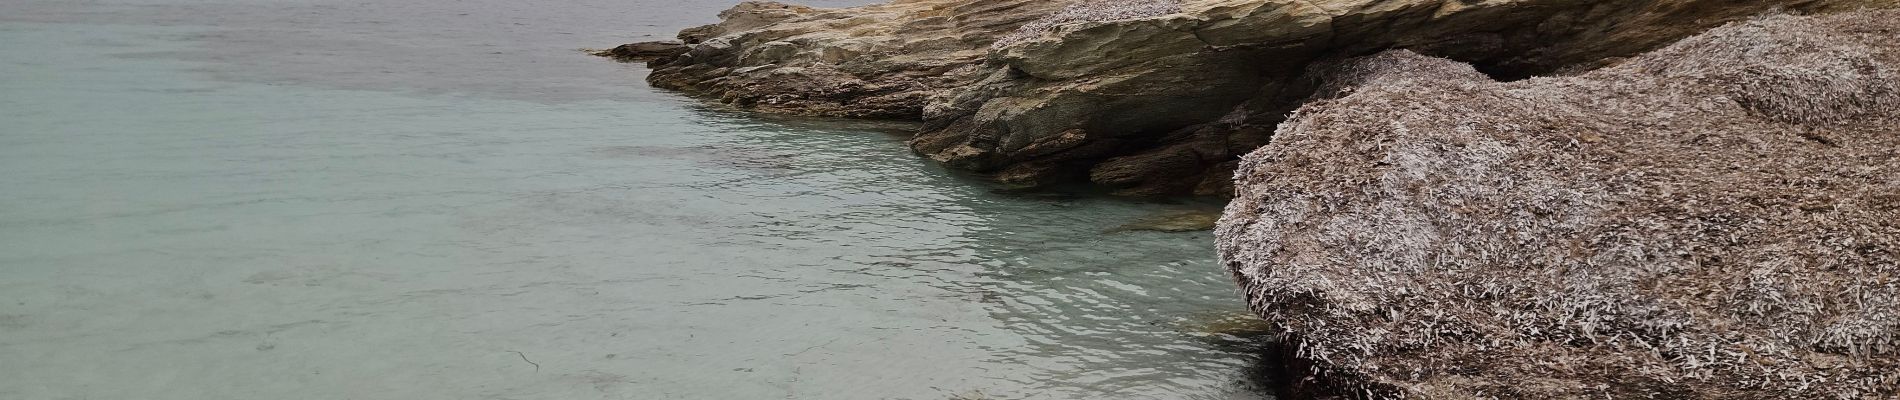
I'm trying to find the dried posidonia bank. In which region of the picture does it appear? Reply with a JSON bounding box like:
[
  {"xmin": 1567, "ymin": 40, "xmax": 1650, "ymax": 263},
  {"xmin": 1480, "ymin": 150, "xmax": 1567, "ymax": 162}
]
[{"xmin": 1218, "ymin": 10, "xmax": 1900, "ymax": 398}]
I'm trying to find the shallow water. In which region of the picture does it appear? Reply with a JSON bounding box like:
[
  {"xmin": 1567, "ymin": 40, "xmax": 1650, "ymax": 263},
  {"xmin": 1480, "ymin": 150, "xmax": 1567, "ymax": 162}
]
[{"xmin": 0, "ymin": 1, "xmax": 1276, "ymax": 399}]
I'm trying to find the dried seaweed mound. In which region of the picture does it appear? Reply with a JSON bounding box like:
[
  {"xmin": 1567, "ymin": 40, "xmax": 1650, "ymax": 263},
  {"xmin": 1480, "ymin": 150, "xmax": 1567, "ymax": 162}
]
[
  {"xmin": 1217, "ymin": 10, "xmax": 1900, "ymax": 399},
  {"xmin": 990, "ymin": 0, "xmax": 1182, "ymax": 49}
]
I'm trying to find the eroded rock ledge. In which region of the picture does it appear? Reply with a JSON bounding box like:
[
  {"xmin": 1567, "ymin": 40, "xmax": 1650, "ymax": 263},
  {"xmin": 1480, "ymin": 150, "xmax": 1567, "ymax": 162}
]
[
  {"xmin": 633, "ymin": 0, "xmax": 1885, "ymax": 196},
  {"xmin": 1219, "ymin": 10, "xmax": 1898, "ymax": 398}
]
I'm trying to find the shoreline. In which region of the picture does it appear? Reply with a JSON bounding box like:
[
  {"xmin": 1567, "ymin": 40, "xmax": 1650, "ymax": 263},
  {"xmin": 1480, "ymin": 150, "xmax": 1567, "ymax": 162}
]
[{"xmin": 608, "ymin": 1, "xmax": 1900, "ymax": 397}]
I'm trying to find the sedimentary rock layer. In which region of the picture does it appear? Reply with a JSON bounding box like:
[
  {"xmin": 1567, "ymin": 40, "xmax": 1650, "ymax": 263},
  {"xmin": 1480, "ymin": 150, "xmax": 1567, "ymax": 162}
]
[
  {"xmin": 644, "ymin": 0, "xmax": 1074, "ymax": 119},
  {"xmin": 1218, "ymin": 10, "xmax": 1899, "ymax": 398},
  {"xmin": 641, "ymin": 0, "xmax": 1889, "ymax": 195}
]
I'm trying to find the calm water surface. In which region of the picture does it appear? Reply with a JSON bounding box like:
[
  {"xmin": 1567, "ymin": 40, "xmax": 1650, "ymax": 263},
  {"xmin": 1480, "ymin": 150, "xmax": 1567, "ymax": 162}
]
[{"xmin": 0, "ymin": 1, "xmax": 1276, "ymax": 399}]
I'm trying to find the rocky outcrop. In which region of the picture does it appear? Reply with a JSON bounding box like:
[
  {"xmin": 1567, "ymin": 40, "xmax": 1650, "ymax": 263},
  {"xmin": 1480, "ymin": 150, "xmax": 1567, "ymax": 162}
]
[
  {"xmin": 637, "ymin": 0, "xmax": 1890, "ymax": 196},
  {"xmin": 1218, "ymin": 10, "xmax": 1899, "ymax": 398},
  {"xmin": 643, "ymin": 0, "xmax": 1075, "ymax": 119}
]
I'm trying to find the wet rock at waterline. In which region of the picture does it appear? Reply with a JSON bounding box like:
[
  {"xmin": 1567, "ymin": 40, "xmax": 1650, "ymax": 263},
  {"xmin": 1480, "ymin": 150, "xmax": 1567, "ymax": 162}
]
[
  {"xmin": 619, "ymin": 0, "xmax": 1890, "ymax": 195},
  {"xmin": 1218, "ymin": 11, "xmax": 1900, "ymax": 398},
  {"xmin": 1105, "ymin": 209, "xmax": 1221, "ymax": 233},
  {"xmin": 590, "ymin": 40, "xmax": 689, "ymax": 62}
]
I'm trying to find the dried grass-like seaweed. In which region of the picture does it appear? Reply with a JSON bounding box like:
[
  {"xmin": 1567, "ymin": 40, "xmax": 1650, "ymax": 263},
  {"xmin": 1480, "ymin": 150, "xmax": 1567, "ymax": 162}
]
[{"xmin": 1218, "ymin": 10, "xmax": 1900, "ymax": 399}]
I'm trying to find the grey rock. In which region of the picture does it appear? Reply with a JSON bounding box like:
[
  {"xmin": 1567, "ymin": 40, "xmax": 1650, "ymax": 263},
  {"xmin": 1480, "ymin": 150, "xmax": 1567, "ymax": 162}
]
[{"xmin": 591, "ymin": 40, "xmax": 689, "ymax": 62}]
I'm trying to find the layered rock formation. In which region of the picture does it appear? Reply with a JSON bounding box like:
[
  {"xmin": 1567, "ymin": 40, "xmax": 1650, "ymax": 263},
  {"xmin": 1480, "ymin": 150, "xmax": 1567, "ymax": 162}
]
[
  {"xmin": 644, "ymin": 0, "xmax": 1072, "ymax": 119},
  {"xmin": 1218, "ymin": 10, "xmax": 1898, "ymax": 398},
  {"xmin": 639, "ymin": 0, "xmax": 1886, "ymax": 195}
]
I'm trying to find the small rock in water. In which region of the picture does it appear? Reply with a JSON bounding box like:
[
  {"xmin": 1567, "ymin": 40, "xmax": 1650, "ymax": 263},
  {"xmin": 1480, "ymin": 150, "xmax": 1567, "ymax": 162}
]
[
  {"xmin": 1181, "ymin": 311, "xmax": 1279, "ymax": 339},
  {"xmin": 987, "ymin": 186, "xmax": 1082, "ymax": 203},
  {"xmin": 589, "ymin": 40, "xmax": 687, "ymax": 62},
  {"xmin": 1106, "ymin": 210, "xmax": 1221, "ymax": 233}
]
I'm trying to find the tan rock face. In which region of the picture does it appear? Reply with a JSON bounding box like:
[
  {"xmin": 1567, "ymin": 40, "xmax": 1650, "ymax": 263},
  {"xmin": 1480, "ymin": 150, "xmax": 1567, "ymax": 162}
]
[
  {"xmin": 644, "ymin": 0, "xmax": 1892, "ymax": 195},
  {"xmin": 645, "ymin": 0, "xmax": 1076, "ymax": 119},
  {"xmin": 1218, "ymin": 10, "xmax": 1899, "ymax": 398}
]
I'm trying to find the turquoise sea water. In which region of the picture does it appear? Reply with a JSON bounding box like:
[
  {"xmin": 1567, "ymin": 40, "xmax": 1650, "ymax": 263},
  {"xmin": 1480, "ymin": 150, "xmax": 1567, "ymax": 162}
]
[{"xmin": 0, "ymin": 1, "xmax": 1274, "ymax": 399}]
